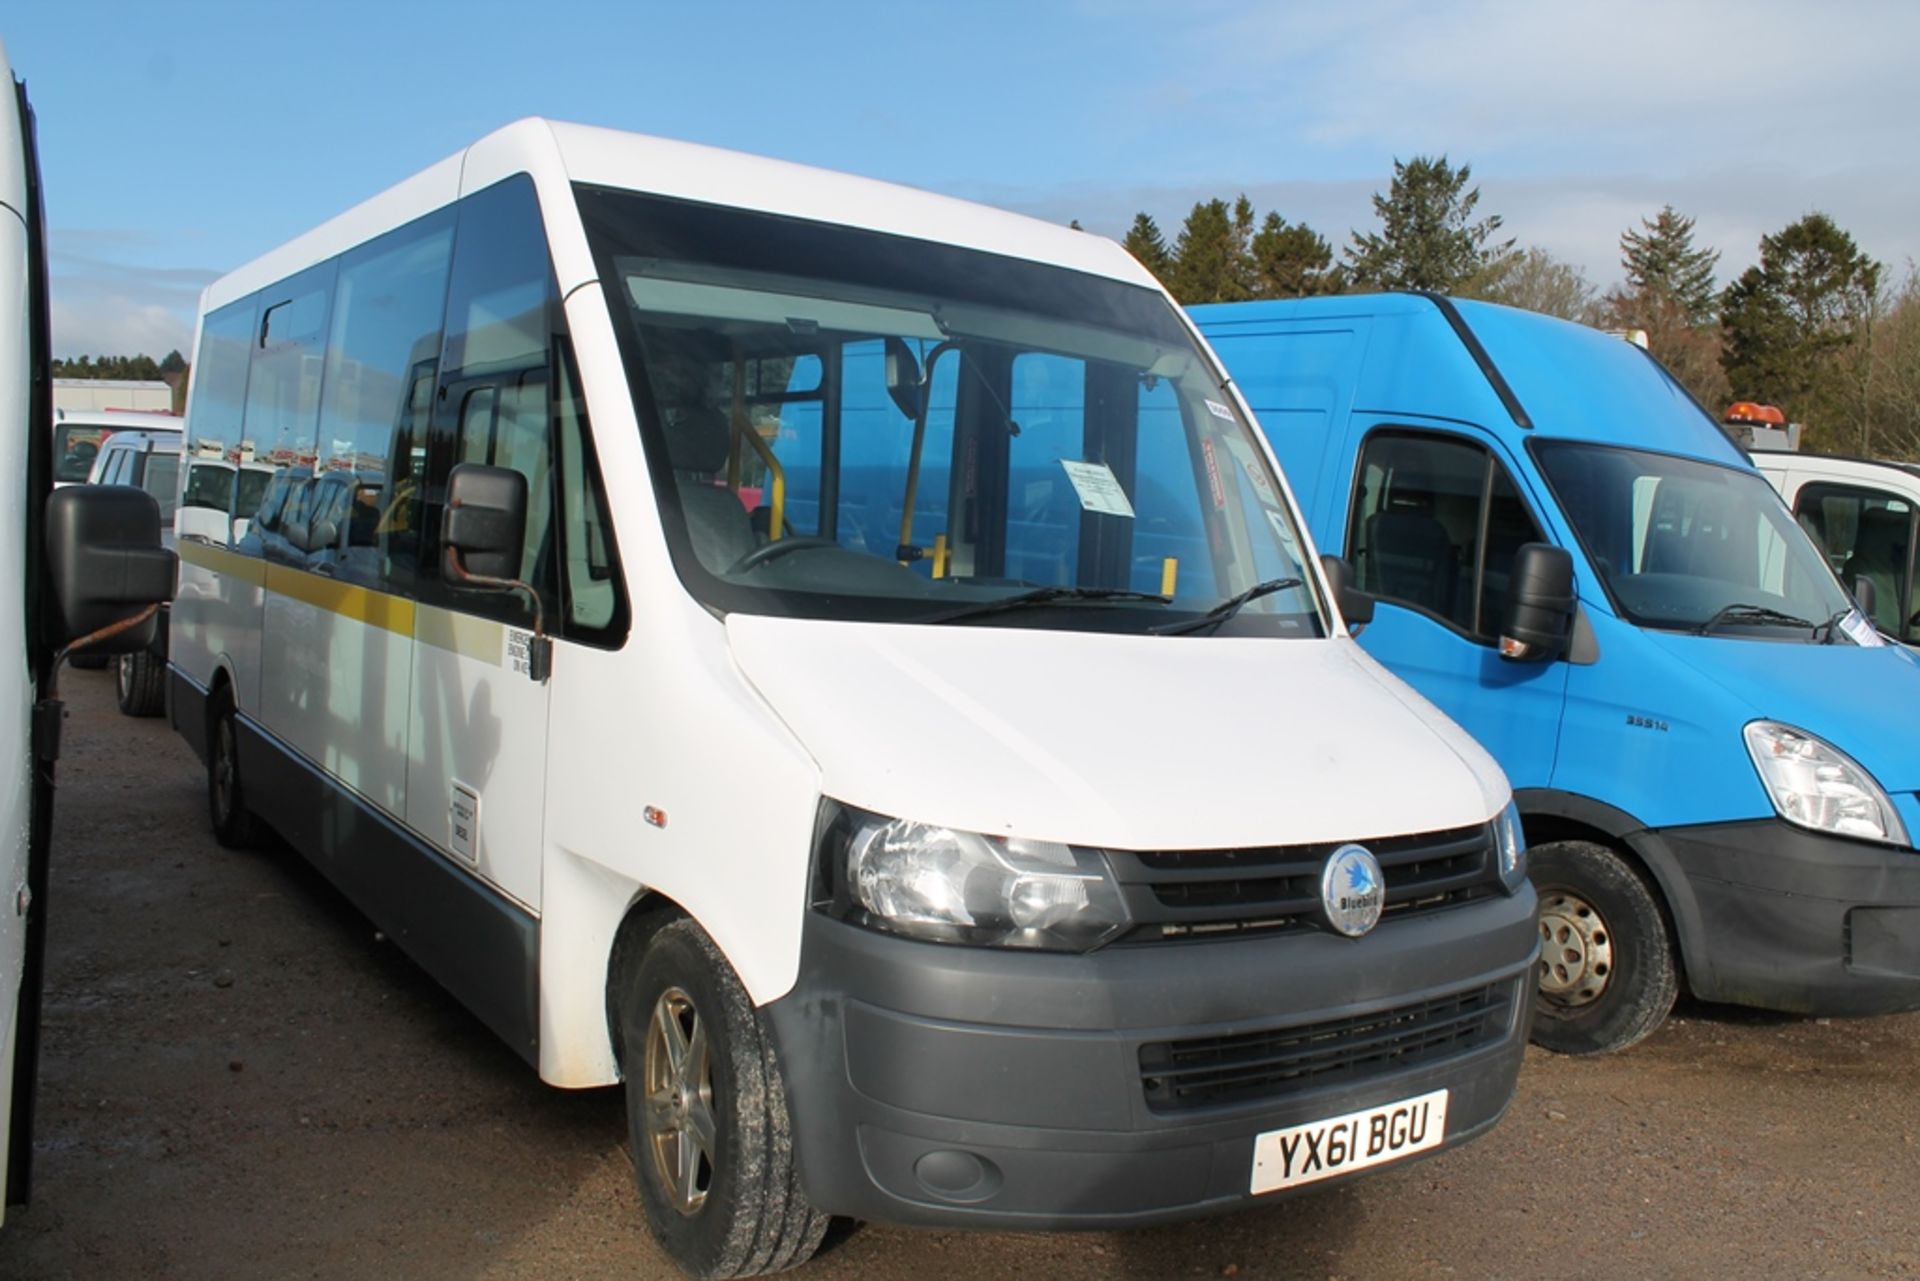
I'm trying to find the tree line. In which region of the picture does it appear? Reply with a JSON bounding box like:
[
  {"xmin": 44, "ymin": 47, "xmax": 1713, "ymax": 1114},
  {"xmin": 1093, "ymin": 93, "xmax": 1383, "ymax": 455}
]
[
  {"xmin": 1119, "ymin": 156, "xmax": 1917, "ymax": 459},
  {"xmin": 53, "ymin": 349, "xmax": 191, "ymax": 413}
]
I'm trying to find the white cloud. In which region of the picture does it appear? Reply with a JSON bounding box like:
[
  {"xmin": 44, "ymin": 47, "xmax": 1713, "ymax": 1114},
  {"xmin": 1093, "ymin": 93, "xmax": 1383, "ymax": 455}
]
[{"xmin": 48, "ymin": 235, "xmax": 216, "ymax": 359}]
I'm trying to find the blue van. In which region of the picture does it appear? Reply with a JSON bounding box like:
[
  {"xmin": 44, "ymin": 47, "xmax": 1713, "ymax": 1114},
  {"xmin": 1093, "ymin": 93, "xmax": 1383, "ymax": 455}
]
[{"xmin": 1192, "ymin": 293, "xmax": 1920, "ymax": 1054}]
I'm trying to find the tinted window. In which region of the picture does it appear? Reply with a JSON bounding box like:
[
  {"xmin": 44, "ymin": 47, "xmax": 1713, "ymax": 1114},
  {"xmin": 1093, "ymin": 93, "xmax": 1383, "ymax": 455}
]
[
  {"xmin": 243, "ymin": 263, "xmax": 336, "ymax": 563},
  {"xmin": 1349, "ymin": 431, "xmax": 1546, "ymax": 639},
  {"xmin": 422, "ymin": 175, "xmax": 557, "ymax": 620},
  {"xmin": 314, "ymin": 210, "xmax": 454, "ymax": 586}
]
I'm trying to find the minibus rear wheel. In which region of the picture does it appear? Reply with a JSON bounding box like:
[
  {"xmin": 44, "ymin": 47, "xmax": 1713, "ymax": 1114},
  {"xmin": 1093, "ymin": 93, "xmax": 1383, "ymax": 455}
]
[
  {"xmin": 207, "ymin": 685, "xmax": 261, "ymax": 850},
  {"xmin": 1528, "ymin": 840, "xmax": 1676, "ymax": 1056},
  {"xmin": 617, "ymin": 918, "xmax": 828, "ymax": 1278}
]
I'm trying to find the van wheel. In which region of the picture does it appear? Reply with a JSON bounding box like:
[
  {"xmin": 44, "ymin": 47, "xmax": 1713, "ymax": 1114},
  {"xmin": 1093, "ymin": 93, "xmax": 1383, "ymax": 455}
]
[
  {"xmin": 1528, "ymin": 841, "xmax": 1676, "ymax": 1055},
  {"xmin": 617, "ymin": 918, "xmax": 827, "ymax": 1279},
  {"xmin": 115, "ymin": 652, "xmax": 165, "ymax": 717},
  {"xmin": 207, "ymin": 686, "xmax": 261, "ymax": 850}
]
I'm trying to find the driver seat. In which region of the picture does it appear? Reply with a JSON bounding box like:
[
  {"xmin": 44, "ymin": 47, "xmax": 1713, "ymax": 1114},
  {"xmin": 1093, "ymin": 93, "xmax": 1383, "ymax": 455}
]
[{"xmin": 663, "ymin": 406, "xmax": 757, "ymax": 571}]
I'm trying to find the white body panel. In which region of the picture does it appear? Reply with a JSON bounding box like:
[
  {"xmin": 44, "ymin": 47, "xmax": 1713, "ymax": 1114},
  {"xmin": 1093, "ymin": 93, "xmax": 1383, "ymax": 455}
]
[
  {"xmin": 1757, "ymin": 453, "xmax": 1920, "ymax": 510},
  {"xmin": 406, "ymin": 607, "xmax": 547, "ymax": 910},
  {"xmin": 0, "ymin": 36, "xmax": 30, "ymax": 1222},
  {"xmin": 725, "ymin": 620, "xmax": 1503, "ymax": 851},
  {"xmin": 172, "ymin": 114, "xmax": 1514, "ymax": 1096}
]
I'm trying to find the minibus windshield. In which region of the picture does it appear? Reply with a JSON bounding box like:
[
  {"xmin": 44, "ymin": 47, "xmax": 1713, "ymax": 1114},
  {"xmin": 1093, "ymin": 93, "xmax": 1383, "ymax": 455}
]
[
  {"xmin": 577, "ymin": 186, "xmax": 1323, "ymax": 637},
  {"xmin": 1536, "ymin": 441, "xmax": 1858, "ymax": 639}
]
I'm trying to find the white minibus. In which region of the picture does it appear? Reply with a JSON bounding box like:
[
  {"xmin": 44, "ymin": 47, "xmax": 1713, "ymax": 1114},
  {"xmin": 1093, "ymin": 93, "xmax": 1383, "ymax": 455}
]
[{"xmin": 171, "ymin": 118, "xmax": 1538, "ymax": 1277}]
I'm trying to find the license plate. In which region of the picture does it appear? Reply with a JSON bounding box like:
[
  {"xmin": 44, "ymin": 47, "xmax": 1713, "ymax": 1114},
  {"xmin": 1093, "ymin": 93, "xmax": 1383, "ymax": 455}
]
[{"xmin": 1249, "ymin": 1088, "xmax": 1448, "ymax": 1194}]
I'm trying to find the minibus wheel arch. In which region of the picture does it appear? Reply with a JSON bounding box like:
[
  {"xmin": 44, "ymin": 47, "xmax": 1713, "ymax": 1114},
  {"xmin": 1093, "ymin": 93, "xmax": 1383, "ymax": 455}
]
[{"xmin": 605, "ymin": 891, "xmax": 687, "ymax": 1074}]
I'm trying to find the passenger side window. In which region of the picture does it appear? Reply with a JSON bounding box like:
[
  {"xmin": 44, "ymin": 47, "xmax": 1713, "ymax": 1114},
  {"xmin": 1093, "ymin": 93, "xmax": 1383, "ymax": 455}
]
[
  {"xmin": 1796, "ymin": 482, "xmax": 1915, "ymax": 640},
  {"xmin": 185, "ymin": 302, "xmax": 258, "ymax": 542},
  {"xmin": 313, "ymin": 209, "xmax": 454, "ymax": 587},
  {"xmin": 424, "ymin": 175, "xmax": 558, "ymax": 622},
  {"xmin": 554, "ymin": 342, "xmax": 625, "ymax": 638},
  {"xmin": 245, "ymin": 265, "xmax": 339, "ymax": 560},
  {"xmin": 1349, "ymin": 431, "xmax": 1548, "ymax": 640}
]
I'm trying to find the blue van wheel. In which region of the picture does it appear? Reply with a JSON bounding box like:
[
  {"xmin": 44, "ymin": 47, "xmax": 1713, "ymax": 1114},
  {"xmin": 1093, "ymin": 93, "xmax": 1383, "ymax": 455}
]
[{"xmin": 1528, "ymin": 841, "xmax": 1677, "ymax": 1055}]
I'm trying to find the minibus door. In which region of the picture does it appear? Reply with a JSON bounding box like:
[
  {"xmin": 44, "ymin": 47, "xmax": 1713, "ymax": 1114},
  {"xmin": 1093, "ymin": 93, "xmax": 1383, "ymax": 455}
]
[
  {"xmin": 1340, "ymin": 421, "xmax": 1569, "ymax": 783},
  {"xmin": 405, "ymin": 372, "xmax": 553, "ymax": 915}
]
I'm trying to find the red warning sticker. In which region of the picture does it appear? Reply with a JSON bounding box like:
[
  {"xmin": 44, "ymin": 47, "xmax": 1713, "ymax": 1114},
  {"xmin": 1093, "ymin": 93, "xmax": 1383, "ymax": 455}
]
[{"xmin": 1202, "ymin": 437, "xmax": 1228, "ymax": 509}]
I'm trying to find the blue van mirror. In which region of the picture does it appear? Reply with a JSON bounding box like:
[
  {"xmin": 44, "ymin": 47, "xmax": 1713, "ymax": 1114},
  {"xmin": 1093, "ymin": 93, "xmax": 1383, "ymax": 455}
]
[
  {"xmin": 1499, "ymin": 543, "xmax": 1575, "ymax": 662},
  {"xmin": 1319, "ymin": 554, "xmax": 1375, "ymax": 632}
]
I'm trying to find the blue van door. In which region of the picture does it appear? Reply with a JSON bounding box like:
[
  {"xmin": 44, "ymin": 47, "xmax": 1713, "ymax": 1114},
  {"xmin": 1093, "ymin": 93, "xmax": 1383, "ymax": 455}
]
[{"xmin": 1335, "ymin": 419, "xmax": 1569, "ymax": 784}]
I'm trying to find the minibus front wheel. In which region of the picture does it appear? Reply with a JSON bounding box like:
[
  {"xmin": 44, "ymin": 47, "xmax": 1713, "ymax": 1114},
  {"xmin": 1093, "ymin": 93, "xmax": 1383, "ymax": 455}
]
[
  {"xmin": 1528, "ymin": 841, "xmax": 1677, "ymax": 1055},
  {"xmin": 616, "ymin": 917, "xmax": 829, "ymax": 1278}
]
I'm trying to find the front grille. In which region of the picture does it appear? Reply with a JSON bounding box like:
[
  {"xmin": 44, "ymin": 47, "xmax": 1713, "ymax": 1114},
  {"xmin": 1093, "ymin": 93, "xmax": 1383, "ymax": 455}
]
[
  {"xmin": 1138, "ymin": 980, "xmax": 1517, "ymax": 1112},
  {"xmin": 1109, "ymin": 825, "xmax": 1497, "ymax": 944}
]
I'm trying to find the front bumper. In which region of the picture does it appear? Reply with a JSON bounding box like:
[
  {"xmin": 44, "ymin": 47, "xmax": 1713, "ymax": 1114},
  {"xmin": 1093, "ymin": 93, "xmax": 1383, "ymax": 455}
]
[
  {"xmin": 763, "ymin": 887, "xmax": 1537, "ymax": 1230},
  {"xmin": 1654, "ymin": 817, "xmax": 1920, "ymax": 1016}
]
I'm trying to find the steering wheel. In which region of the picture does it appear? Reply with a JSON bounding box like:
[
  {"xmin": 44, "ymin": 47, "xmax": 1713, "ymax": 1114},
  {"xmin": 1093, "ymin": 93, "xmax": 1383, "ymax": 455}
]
[{"xmin": 728, "ymin": 536, "xmax": 839, "ymax": 574}]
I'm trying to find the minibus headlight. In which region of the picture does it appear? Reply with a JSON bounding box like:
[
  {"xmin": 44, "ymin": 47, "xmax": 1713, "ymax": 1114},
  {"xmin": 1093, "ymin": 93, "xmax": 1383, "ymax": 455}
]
[
  {"xmin": 1493, "ymin": 800, "xmax": 1528, "ymax": 892},
  {"xmin": 1743, "ymin": 721, "xmax": 1909, "ymax": 846},
  {"xmin": 819, "ymin": 808, "xmax": 1131, "ymax": 951}
]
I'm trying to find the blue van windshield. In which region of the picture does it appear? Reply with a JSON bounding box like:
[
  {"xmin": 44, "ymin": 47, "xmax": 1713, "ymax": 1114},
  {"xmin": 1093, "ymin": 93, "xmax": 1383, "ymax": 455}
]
[
  {"xmin": 576, "ymin": 186, "xmax": 1323, "ymax": 637},
  {"xmin": 1537, "ymin": 442, "xmax": 1856, "ymax": 638}
]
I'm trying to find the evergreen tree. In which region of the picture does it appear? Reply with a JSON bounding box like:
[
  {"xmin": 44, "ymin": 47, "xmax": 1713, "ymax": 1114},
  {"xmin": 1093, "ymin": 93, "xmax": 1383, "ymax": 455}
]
[
  {"xmin": 1122, "ymin": 212, "xmax": 1173, "ymax": 281},
  {"xmin": 1621, "ymin": 205, "xmax": 1719, "ymax": 324},
  {"xmin": 1168, "ymin": 198, "xmax": 1255, "ymax": 304},
  {"xmin": 1721, "ymin": 212, "xmax": 1880, "ymax": 433},
  {"xmin": 160, "ymin": 349, "xmax": 187, "ymax": 376},
  {"xmin": 1345, "ymin": 156, "xmax": 1513, "ymax": 294},
  {"xmin": 1250, "ymin": 212, "xmax": 1343, "ymax": 298}
]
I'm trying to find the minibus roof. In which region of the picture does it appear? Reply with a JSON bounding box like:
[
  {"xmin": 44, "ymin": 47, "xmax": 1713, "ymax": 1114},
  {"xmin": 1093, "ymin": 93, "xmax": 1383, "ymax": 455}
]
[
  {"xmin": 1192, "ymin": 292, "xmax": 1747, "ymax": 465},
  {"xmin": 204, "ymin": 118, "xmax": 1158, "ymax": 314}
]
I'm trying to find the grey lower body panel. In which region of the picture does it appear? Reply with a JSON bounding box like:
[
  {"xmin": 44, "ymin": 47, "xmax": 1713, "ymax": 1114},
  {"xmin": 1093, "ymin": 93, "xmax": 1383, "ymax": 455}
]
[
  {"xmin": 1655, "ymin": 818, "xmax": 1920, "ymax": 1016},
  {"xmin": 765, "ymin": 892, "xmax": 1537, "ymax": 1229},
  {"xmin": 171, "ymin": 665, "xmax": 540, "ymax": 1065}
]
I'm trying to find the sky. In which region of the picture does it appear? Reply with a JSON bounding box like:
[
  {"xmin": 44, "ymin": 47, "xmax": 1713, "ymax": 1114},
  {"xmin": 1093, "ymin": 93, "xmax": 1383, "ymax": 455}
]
[{"xmin": 8, "ymin": 0, "xmax": 1918, "ymax": 361}]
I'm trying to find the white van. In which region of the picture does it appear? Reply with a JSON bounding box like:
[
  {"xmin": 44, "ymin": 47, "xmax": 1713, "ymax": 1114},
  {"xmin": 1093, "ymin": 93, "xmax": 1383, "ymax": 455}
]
[
  {"xmin": 51, "ymin": 407, "xmax": 178, "ymax": 488},
  {"xmin": 170, "ymin": 119, "xmax": 1537, "ymax": 1277},
  {"xmin": 1757, "ymin": 451, "xmax": 1919, "ymax": 644}
]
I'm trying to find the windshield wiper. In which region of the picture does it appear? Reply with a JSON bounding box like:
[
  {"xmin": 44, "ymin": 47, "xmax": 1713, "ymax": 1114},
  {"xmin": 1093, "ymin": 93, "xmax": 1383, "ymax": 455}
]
[
  {"xmin": 916, "ymin": 586, "xmax": 1171, "ymax": 626},
  {"xmin": 1694, "ymin": 603, "xmax": 1816, "ymax": 637},
  {"xmin": 1814, "ymin": 608, "xmax": 1854, "ymax": 645},
  {"xmin": 1151, "ymin": 577, "xmax": 1303, "ymax": 637}
]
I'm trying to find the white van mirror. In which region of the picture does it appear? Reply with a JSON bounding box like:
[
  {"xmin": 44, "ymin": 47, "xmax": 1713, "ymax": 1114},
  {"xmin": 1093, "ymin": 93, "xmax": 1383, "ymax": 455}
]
[
  {"xmin": 45, "ymin": 485, "xmax": 174, "ymax": 657},
  {"xmin": 1319, "ymin": 554, "xmax": 1375, "ymax": 633}
]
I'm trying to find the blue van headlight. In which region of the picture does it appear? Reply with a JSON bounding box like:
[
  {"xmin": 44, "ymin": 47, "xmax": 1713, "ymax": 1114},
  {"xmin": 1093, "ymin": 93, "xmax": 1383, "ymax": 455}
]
[
  {"xmin": 1493, "ymin": 801, "xmax": 1528, "ymax": 892},
  {"xmin": 817, "ymin": 806, "xmax": 1132, "ymax": 951},
  {"xmin": 1743, "ymin": 721, "xmax": 1909, "ymax": 846}
]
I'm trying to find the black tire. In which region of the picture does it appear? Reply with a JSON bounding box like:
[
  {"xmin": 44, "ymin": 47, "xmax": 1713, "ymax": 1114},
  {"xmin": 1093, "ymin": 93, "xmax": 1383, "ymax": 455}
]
[
  {"xmin": 617, "ymin": 918, "xmax": 827, "ymax": 1279},
  {"xmin": 115, "ymin": 651, "xmax": 165, "ymax": 717},
  {"xmin": 207, "ymin": 685, "xmax": 262, "ymax": 850},
  {"xmin": 69, "ymin": 652, "xmax": 109, "ymax": 670},
  {"xmin": 1528, "ymin": 840, "xmax": 1677, "ymax": 1056}
]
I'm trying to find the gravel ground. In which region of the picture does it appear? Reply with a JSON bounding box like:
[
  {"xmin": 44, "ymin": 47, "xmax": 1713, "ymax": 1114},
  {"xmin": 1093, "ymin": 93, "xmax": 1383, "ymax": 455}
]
[{"xmin": 1, "ymin": 671, "xmax": 1916, "ymax": 1280}]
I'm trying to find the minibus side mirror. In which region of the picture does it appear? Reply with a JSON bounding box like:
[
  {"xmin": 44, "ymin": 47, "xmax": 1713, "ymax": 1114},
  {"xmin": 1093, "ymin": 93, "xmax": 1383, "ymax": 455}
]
[
  {"xmin": 443, "ymin": 463, "xmax": 527, "ymax": 582},
  {"xmin": 1499, "ymin": 543, "xmax": 1576, "ymax": 662},
  {"xmin": 45, "ymin": 485, "xmax": 174, "ymax": 656},
  {"xmin": 883, "ymin": 336, "xmax": 923, "ymax": 421},
  {"xmin": 1319, "ymin": 554, "xmax": 1375, "ymax": 633},
  {"xmin": 1852, "ymin": 575, "xmax": 1877, "ymax": 623},
  {"xmin": 441, "ymin": 463, "xmax": 550, "ymax": 682}
]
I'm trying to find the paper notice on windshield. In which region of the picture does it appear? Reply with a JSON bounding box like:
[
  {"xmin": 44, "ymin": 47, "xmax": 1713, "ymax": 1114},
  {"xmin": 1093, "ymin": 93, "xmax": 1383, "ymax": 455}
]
[
  {"xmin": 1841, "ymin": 610, "xmax": 1888, "ymax": 647},
  {"xmin": 1060, "ymin": 460, "xmax": 1136, "ymax": 518}
]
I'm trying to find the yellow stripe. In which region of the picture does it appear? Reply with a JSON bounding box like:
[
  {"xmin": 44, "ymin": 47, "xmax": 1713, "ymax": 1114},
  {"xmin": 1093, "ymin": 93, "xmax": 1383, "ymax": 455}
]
[
  {"xmin": 178, "ymin": 540, "xmax": 267, "ymax": 586},
  {"xmin": 264, "ymin": 564, "xmax": 415, "ymax": 634},
  {"xmin": 413, "ymin": 604, "xmax": 503, "ymax": 664},
  {"xmin": 178, "ymin": 541, "xmax": 499, "ymax": 664}
]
